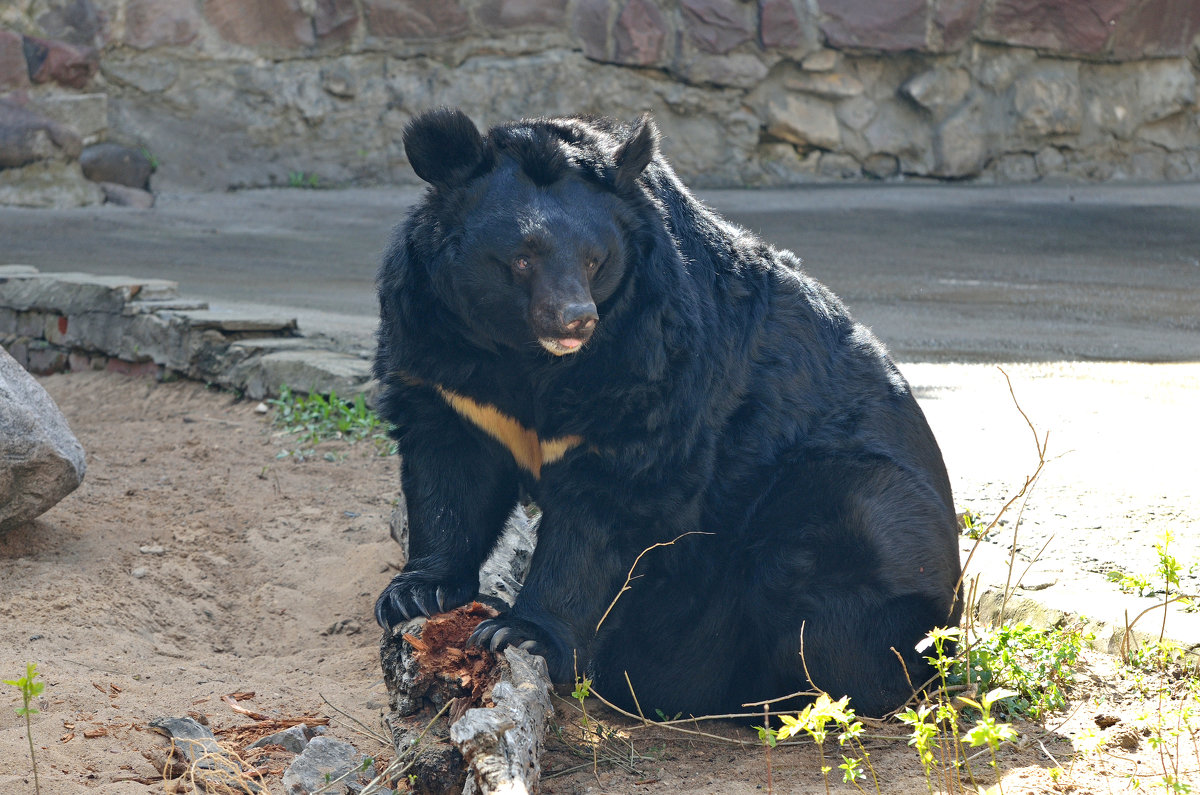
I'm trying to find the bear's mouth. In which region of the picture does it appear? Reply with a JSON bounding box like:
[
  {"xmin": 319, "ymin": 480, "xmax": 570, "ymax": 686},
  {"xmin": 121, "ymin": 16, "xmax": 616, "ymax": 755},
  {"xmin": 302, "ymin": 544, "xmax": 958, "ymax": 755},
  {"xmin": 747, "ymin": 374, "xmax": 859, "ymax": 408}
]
[{"xmin": 539, "ymin": 337, "xmax": 587, "ymax": 356}]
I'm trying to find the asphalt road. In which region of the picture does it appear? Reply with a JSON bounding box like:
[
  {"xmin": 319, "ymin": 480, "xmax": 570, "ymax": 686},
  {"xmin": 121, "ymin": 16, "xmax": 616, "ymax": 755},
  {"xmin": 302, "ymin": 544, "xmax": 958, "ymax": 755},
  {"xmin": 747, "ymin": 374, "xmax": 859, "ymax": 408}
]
[{"xmin": 2, "ymin": 182, "xmax": 1199, "ymax": 361}]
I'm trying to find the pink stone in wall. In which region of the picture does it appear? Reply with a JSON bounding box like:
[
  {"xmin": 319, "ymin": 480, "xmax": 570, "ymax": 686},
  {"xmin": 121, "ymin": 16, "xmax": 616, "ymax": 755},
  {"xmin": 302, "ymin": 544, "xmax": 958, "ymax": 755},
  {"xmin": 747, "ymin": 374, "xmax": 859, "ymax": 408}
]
[
  {"xmin": 760, "ymin": 0, "xmax": 804, "ymax": 50},
  {"xmin": 615, "ymin": 0, "xmax": 667, "ymax": 65},
  {"xmin": 23, "ymin": 36, "xmax": 98, "ymax": 89},
  {"xmin": 682, "ymin": 0, "xmax": 755, "ymax": 55},
  {"xmin": 572, "ymin": 0, "xmax": 612, "ymax": 61},
  {"xmin": 982, "ymin": 0, "xmax": 1128, "ymax": 55},
  {"xmin": 817, "ymin": 0, "xmax": 928, "ymax": 52},
  {"xmin": 363, "ymin": 0, "xmax": 471, "ymax": 40},
  {"xmin": 1109, "ymin": 0, "xmax": 1200, "ymax": 59},
  {"xmin": 205, "ymin": 0, "xmax": 316, "ymax": 49},
  {"xmin": 124, "ymin": 0, "xmax": 201, "ymax": 50},
  {"xmin": 933, "ymin": 0, "xmax": 984, "ymax": 51},
  {"xmin": 315, "ymin": 0, "xmax": 361, "ymax": 42},
  {"xmin": 476, "ymin": 0, "xmax": 568, "ymax": 30}
]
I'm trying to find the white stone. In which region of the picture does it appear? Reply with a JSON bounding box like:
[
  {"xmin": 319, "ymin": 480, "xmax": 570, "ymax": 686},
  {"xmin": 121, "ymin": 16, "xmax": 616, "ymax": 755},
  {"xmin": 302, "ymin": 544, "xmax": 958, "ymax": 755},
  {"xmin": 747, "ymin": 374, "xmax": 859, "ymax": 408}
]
[{"xmin": 765, "ymin": 94, "xmax": 840, "ymax": 149}]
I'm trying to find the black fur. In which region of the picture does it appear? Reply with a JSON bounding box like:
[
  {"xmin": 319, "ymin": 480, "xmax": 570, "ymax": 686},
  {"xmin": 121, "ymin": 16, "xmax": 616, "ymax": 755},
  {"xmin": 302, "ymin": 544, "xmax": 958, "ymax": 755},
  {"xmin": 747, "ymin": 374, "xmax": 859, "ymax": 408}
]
[{"xmin": 374, "ymin": 110, "xmax": 963, "ymax": 718}]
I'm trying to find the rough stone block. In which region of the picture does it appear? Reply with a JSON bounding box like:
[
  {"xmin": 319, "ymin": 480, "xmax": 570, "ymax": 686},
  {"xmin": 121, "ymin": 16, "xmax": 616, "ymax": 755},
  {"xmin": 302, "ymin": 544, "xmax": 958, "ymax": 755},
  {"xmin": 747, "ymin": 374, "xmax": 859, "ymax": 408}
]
[
  {"xmin": 766, "ymin": 94, "xmax": 840, "ymax": 149},
  {"xmin": 1086, "ymin": 59, "xmax": 1197, "ymax": 140},
  {"xmin": 80, "ymin": 143, "xmax": 154, "ymax": 190},
  {"xmin": 817, "ymin": 0, "xmax": 927, "ymax": 52},
  {"xmin": 229, "ymin": 349, "xmax": 373, "ymax": 400},
  {"xmin": 0, "ymin": 307, "xmax": 15, "ymax": 335},
  {"xmin": 0, "ymin": 272, "xmax": 179, "ymax": 314},
  {"xmin": 315, "ymin": 0, "xmax": 360, "ymax": 42},
  {"xmin": 676, "ymin": 53, "xmax": 768, "ymax": 89},
  {"xmin": 901, "ymin": 66, "xmax": 971, "ymax": 120},
  {"xmin": 1109, "ymin": 0, "xmax": 1200, "ymax": 59},
  {"xmin": 123, "ymin": 0, "xmax": 202, "ymax": 49},
  {"xmin": 16, "ymin": 310, "xmax": 45, "ymax": 338},
  {"xmin": 30, "ymin": 93, "xmax": 108, "ymax": 143},
  {"xmin": 784, "ymin": 71, "xmax": 865, "ymax": 99},
  {"xmin": 571, "ymin": 0, "xmax": 612, "ymax": 61},
  {"xmin": 0, "ymin": 29, "xmax": 31, "ymax": 91},
  {"xmin": 100, "ymin": 183, "xmax": 156, "ymax": 208},
  {"xmin": 42, "ymin": 313, "xmax": 68, "ymax": 345},
  {"xmin": 760, "ymin": 0, "xmax": 805, "ymax": 50},
  {"xmin": 933, "ymin": 0, "xmax": 984, "ymax": 51},
  {"xmin": 173, "ymin": 309, "xmax": 298, "ymax": 334},
  {"xmin": 817, "ymin": 152, "xmax": 862, "ymax": 179},
  {"xmin": 1012, "ymin": 62, "xmax": 1082, "ymax": 137},
  {"xmin": 933, "ymin": 99, "xmax": 990, "ymax": 177},
  {"xmin": 614, "ymin": 0, "xmax": 667, "ymax": 66},
  {"xmin": 205, "ymin": 0, "xmax": 315, "ymax": 48},
  {"xmin": 995, "ymin": 152, "xmax": 1039, "ymax": 182},
  {"xmin": 980, "ymin": 0, "xmax": 1125, "ymax": 55},
  {"xmin": 0, "ymin": 98, "xmax": 84, "ymax": 169},
  {"xmin": 0, "ymin": 344, "xmax": 86, "ymax": 532},
  {"xmin": 22, "ymin": 35, "xmax": 98, "ymax": 89},
  {"xmin": 476, "ymin": 0, "xmax": 567, "ymax": 30},
  {"xmin": 363, "ymin": 0, "xmax": 470, "ymax": 40},
  {"xmin": 0, "ymin": 160, "xmax": 103, "ymax": 209},
  {"xmin": 25, "ymin": 342, "xmax": 70, "ymax": 375},
  {"xmin": 682, "ymin": 0, "xmax": 756, "ymax": 55}
]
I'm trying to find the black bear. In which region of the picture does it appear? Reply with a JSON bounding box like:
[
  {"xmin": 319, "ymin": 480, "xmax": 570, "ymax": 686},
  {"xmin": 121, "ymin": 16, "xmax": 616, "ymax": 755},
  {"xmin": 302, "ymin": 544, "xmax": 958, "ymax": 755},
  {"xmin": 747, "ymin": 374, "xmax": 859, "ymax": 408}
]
[{"xmin": 373, "ymin": 108, "xmax": 962, "ymax": 718}]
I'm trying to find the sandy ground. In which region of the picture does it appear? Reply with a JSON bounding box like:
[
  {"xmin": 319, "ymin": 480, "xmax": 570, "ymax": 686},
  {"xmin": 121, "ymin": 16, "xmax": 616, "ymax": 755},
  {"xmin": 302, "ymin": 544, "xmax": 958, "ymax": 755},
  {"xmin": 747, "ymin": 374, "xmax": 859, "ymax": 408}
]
[{"xmin": 2, "ymin": 366, "xmax": 1198, "ymax": 794}]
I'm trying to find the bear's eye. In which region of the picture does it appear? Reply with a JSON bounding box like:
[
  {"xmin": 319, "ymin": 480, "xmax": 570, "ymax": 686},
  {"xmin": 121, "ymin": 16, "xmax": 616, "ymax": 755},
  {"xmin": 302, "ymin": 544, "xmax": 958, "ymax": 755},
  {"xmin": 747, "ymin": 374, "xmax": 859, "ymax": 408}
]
[{"xmin": 513, "ymin": 256, "xmax": 531, "ymax": 272}]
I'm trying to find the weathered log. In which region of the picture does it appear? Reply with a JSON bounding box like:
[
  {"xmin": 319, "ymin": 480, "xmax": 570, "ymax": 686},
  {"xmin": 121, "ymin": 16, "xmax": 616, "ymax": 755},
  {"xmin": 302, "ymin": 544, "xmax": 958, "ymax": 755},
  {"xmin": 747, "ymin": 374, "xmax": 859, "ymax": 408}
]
[
  {"xmin": 381, "ymin": 504, "xmax": 552, "ymax": 794},
  {"xmin": 450, "ymin": 647, "xmax": 553, "ymax": 795}
]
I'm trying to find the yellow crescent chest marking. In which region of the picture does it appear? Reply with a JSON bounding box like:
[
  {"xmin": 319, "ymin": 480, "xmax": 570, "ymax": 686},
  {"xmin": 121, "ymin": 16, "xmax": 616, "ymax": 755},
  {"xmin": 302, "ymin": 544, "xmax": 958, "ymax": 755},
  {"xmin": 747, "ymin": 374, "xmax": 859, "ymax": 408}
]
[{"xmin": 433, "ymin": 385, "xmax": 583, "ymax": 479}]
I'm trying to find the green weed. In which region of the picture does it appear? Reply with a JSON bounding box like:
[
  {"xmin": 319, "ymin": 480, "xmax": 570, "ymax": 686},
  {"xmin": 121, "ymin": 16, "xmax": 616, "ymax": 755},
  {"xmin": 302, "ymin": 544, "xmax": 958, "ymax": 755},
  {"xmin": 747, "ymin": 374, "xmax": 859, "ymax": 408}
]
[
  {"xmin": 5, "ymin": 662, "xmax": 44, "ymax": 794},
  {"xmin": 268, "ymin": 385, "xmax": 393, "ymax": 459},
  {"xmin": 287, "ymin": 170, "xmax": 321, "ymax": 189},
  {"xmin": 951, "ymin": 622, "xmax": 1089, "ymax": 720}
]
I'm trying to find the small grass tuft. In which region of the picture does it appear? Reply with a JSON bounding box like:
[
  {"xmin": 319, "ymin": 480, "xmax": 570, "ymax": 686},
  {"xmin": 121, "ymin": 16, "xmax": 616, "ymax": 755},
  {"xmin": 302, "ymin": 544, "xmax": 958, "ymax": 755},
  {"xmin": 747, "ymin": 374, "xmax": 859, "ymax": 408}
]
[{"xmin": 268, "ymin": 385, "xmax": 394, "ymax": 459}]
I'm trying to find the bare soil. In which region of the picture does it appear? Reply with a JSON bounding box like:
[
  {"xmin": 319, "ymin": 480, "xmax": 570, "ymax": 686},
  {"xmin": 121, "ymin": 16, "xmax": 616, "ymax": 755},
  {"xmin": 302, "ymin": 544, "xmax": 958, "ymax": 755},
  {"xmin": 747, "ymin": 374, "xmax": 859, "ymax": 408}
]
[{"xmin": 1, "ymin": 370, "xmax": 1196, "ymax": 794}]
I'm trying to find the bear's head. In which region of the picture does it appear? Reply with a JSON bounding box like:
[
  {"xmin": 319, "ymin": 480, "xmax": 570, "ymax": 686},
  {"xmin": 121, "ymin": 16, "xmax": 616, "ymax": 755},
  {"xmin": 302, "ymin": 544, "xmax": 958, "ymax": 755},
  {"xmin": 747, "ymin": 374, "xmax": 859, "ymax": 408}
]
[{"xmin": 402, "ymin": 108, "xmax": 658, "ymax": 357}]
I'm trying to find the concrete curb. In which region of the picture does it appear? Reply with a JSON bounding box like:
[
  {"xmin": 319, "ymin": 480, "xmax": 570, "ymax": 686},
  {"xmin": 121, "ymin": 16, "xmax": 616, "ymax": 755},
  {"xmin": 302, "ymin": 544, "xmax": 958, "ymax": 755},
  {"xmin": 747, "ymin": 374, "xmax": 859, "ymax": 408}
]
[{"xmin": 0, "ymin": 264, "xmax": 373, "ymax": 399}]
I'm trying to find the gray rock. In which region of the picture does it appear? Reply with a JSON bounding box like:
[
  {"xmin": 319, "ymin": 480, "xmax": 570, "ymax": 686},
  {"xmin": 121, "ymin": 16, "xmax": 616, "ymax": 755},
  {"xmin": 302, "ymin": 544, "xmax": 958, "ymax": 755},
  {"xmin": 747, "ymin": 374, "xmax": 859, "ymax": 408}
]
[
  {"xmin": 80, "ymin": 143, "xmax": 154, "ymax": 189},
  {"xmin": 0, "ymin": 270, "xmax": 179, "ymax": 314},
  {"xmin": 1085, "ymin": 59, "xmax": 1197, "ymax": 140},
  {"xmin": 675, "ymin": 53, "xmax": 768, "ymax": 89},
  {"xmin": 783, "ymin": 70, "xmax": 865, "ymax": 99},
  {"xmin": 901, "ymin": 66, "xmax": 971, "ymax": 120},
  {"xmin": 1034, "ymin": 145, "xmax": 1066, "ymax": 177},
  {"xmin": 995, "ymin": 152, "xmax": 1039, "ymax": 182},
  {"xmin": 0, "ymin": 98, "xmax": 83, "ymax": 169},
  {"xmin": 862, "ymin": 100, "xmax": 933, "ymax": 174},
  {"xmin": 765, "ymin": 94, "xmax": 840, "ymax": 149},
  {"xmin": 817, "ymin": 152, "xmax": 861, "ymax": 179},
  {"xmin": 100, "ymin": 182, "xmax": 155, "ymax": 208},
  {"xmin": 29, "ymin": 93, "xmax": 108, "ymax": 144},
  {"xmin": 1012, "ymin": 62, "xmax": 1082, "ymax": 137},
  {"xmin": 229, "ymin": 349, "xmax": 372, "ymax": 400},
  {"xmin": 0, "ymin": 345, "xmax": 86, "ymax": 533},
  {"xmin": 933, "ymin": 98, "xmax": 990, "ymax": 177},
  {"xmin": 0, "ymin": 160, "xmax": 103, "ymax": 209},
  {"xmin": 247, "ymin": 724, "xmax": 314, "ymax": 754},
  {"xmin": 862, "ymin": 152, "xmax": 900, "ymax": 179},
  {"xmin": 282, "ymin": 736, "xmax": 369, "ymax": 795}
]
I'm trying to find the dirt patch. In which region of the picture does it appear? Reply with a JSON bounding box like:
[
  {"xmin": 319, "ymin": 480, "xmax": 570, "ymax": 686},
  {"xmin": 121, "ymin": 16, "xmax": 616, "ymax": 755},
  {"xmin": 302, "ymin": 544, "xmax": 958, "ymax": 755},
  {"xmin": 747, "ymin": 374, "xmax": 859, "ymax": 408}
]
[{"xmin": 1, "ymin": 370, "xmax": 1196, "ymax": 794}]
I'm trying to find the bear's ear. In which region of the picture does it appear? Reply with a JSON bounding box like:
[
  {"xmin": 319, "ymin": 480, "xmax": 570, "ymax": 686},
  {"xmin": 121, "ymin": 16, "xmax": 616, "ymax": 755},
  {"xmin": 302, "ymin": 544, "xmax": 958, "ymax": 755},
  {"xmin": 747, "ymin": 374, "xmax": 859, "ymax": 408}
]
[
  {"xmin": 403, "ymin": 108, "xmax": 488, "ymax": 188},
  {"xmin": 612, "ymin": 114, "xmax": 658, "ymax": 190}
]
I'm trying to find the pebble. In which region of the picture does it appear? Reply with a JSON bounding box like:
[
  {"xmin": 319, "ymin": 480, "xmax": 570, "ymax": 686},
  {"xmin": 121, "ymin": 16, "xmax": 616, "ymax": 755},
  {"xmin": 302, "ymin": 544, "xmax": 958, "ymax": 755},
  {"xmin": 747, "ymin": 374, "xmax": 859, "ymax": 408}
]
[
  {"xmin": 131, "ymin": 567, "xmax": 148, "ymax": 578},
  {"xmin": 255, "ymin": 402, "xmax": 269, "ymax": 414},
  {"xmin": 139, "ymin": 544, "xmax": 165, "ymax": 555}
]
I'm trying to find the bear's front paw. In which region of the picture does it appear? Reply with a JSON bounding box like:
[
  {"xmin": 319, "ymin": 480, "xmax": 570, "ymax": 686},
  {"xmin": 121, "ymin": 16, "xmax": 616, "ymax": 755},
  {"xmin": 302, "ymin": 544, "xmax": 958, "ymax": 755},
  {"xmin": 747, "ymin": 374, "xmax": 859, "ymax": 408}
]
[
  {"xmin": 374, "ymin": 571, "xmax": 478, "ymax": 630},
  {"xmin": 469, "ymin": 617, "xmax": 571, "ymax": 679}
]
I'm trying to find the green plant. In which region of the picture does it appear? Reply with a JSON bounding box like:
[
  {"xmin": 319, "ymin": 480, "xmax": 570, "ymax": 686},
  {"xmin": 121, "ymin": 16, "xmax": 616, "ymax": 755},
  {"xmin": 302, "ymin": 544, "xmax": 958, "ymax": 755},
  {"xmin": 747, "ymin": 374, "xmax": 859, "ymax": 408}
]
[
  {"xmin": 268, "ymin": 385, "xmax": 393, "ymax": 458},
  {"xmin": 288, "ymin": 170, "xmax": 321, "ymax": 189},
  {"xmin": 950, "ymin": 622, "xmax": 1088, "ymax": 720},
  {"xmin": 5, "ymin": 662, "xmax": 44, "ymax": 794},
  {"xmin": 959, "ymin": 509, "xmax": 988, "ymax": 540},
  {"xmin": 1108, "ymin": 568, "xmax": 1156, "ymax": 596}
]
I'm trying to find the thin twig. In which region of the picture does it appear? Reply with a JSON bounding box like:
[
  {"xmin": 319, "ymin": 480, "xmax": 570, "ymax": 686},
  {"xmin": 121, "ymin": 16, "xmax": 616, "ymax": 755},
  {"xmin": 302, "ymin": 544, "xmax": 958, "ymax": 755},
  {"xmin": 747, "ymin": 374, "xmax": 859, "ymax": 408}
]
[
  {"xmin": 596, "ymin": 531, "xmax": 714, "ymax": 632},
  {"xmin": 319, "ymin": 693, "xmax": 390, "ymax": 745}
]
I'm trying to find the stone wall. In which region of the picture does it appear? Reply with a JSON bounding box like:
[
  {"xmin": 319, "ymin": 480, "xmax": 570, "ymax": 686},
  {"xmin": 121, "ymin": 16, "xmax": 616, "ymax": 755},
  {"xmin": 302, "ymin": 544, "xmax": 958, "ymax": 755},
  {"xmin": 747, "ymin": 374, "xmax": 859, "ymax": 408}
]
[{"xmin": 1, "ymin": 0, "xmax": 1198, "ymax": 200}]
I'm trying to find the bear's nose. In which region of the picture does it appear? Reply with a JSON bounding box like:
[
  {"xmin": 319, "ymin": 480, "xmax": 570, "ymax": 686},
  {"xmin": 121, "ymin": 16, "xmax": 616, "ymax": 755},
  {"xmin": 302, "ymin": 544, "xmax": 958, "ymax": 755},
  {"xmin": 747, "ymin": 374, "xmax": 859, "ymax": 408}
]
[{"xmin": 561, "ymin": 302, "xmax": 598, "ymax": 333}]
